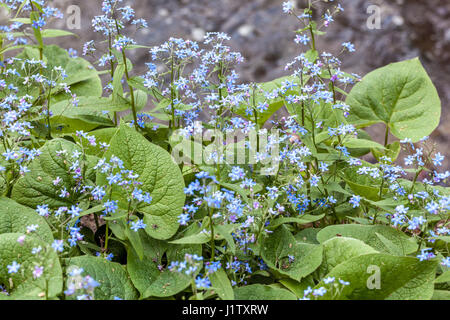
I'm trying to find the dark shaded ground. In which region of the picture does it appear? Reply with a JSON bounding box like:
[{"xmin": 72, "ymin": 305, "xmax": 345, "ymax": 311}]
[{"xmin": 3, "ymin": 0, "xmax": 450, "ymax": 168}]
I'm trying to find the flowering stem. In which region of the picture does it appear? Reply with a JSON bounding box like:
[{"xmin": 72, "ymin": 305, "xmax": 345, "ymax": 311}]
[
  {"xmin": 384, "ymin": 125, "xmax": 389, "ymax": 147},
  {"xmin": 170, "ymin": 54, "xmax": 176, "ymax": 130},
  {"xmin": 46, "ymin": 87, "xmax": 52, "ymax": 139},
  {"xmin": 409, "ymin": 168, "xmax": 423, "ymax": 195},
  {"xmin": 208, "ymin": 207, "xmax": 215, "ymax": 261},
  {"xmin": 104, "ymin": 221, "xmax": 110, "ymax": 252},
  {"xmin": 114, "ymin": 18, "xmax": 138, "ymax": 130},
  {"xmin": 121, "ymin": 49, "xmax": 138, "ymax": 130},
  {"xmin": 108, "ymin": 34, "xmax": 118, "ymax": 126}
]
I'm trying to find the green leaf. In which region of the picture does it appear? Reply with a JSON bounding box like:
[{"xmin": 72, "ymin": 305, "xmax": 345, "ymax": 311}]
[
  {"xmin": 12, "ymin": 139, "xmax": 83, "ymax": 208},
  {"xmin": 40, "ymin": 29, "xmax": 76, "ymax": 38},
  {"xmin": 343, "ymin": 138, "xmax": 385, "ymax": 150},
  {"xmin": 294, "ymin": 228, "xmax": 321, "ymax": 244},
  {"xmin": 347, "ymin": 58, "xmax": 441, "ymax": 142},
  {"xmin": 0, "ymin": 197, "xmax": 54, "ymax": 243},
  {"xmin": 169, "ymin": 232, "xmax": 211, "ymax": 245},
  {"xmin": 279, "ymin": 277, "xmax": 315, "ymax": 298},
  {"xmin": 317, "ymin": 224, "xmax": 418, "ymax": 255},
  {"xmin": 215, "ymin": 224, "xmax": 237, "ymax": 254},
  {"xmin": 234, "ymin": 284, "xmax": 297, "ymax": 300},
  {"xmin": 66, "ymin": 256, "xmax": 138, "ymax": 300},
  {"xmin": 432, "ymin": 290, "xmax": 450, "ymax": 300},
  {"xmin": 435, "ymin": 271, "xmax": 450, "ymax": 284},
  {"xmin": 124, "ymin": 228, "xmax": 144, "ymax": 261},
  {"xmin": 209, "ymin": 269, "xmax": 234, "ymax": 300},
  {"xmin": 261, "ymin": 226, "xmax": 323, "ymax": 281},
  {"xmin": 320, "ymin": 254, "xmax": 437, "ymax": 300},
  {"xmin": 99, "ymin": 124, "xmax": 185, "ymax": 240},
  {"xmin": 30, "ymin": 12, "xmax": 43, "ymax": 48},
  {"xmin": 320, "ymin": 237, "xmax": 378, "ymax": 274},
  {"xmin": 112, "ymin": 63, "xmax": 125, "ymax": 103},
  {"xmin": 372, "ymin": 141, "xmax": 401, "ymax": 162},
  {"xmin": 127, "ymin": 233, "xmax": 201, "ymax": 298},
  {"xmin": 342, "ymin": 162, "xmax": 385, "ymax": 201},
  {"xmin": 374, "ymin": 232, "xmax": 404, "ymax": 256},
  {"xmin": 268, "ymin": 214, "xmax": 325, "ymax": 229},
  {"xmin": 44, "ymin": 45, "xmax": 102, "ymax": 101},
  {"xmin": 76, "ymin": 127, "xmax": 118, "ymax": 157},
  {"xmin": 0, "ymin": 233, "xmax": 62, "ymax": 299},
  {"xmin": 50, "ymin": 98, "xmax": 115, "ymax": 131}
]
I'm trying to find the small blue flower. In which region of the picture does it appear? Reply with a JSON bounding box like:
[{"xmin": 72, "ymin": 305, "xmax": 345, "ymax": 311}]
[
  {"xmin": 130, "ymin": 219, "xmax": 147, "ymax": 232},
  {"xmin": 52, "ymin": 240, "xmax": 64, "ymax": 252},
  {"xmin": 349, "ymin": 195, "xmax": 361, "ymax": 208},
  {"xmin": 7, "ymin": 261, "xmax": 20, "ymax": 274},
  {"xmin": 178, "ymin": 213, "xmax": 190, "ymax": 226}
]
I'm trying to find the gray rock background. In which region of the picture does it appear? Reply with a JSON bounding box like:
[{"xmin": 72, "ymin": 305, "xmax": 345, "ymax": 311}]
[{"xmin": 4, "ymin": 0, "xmax": 450, "ymax": 169}]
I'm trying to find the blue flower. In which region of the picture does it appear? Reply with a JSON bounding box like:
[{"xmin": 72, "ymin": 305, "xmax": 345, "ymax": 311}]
[
  {"xmin": 323, "ymin": 277, "xmax": 335, "ymax": 284},
  {"xmin": 130, "ymin": 219, "xmax": 147, "ymax": 232},
  {"xmin": 441, "ymin": 257, "xmax": 450, "ymax": 268},
  {"xmin": 178, "ymin": 213, "xmax": 191, "ymax": 226},
  {"xmin": 36, "ymin": 204, "xmax": 51, "ymax": 217},
  {"xmin": 52, "ymin": 240, "xmax": 64, "ymax": 252},
  {"xmin": 195, "ymin": 276, "xmax": 211, "ymax": 289},
  {"xmin": 349, "ymin": 195, "xmax": 361, "ymax": 208},
  {"xmin": 433, "ymin": 153, "xmax": 444, "ymax": 166},
  {"xmin": 313, "ymin": 287, "xmax": 327, "ymax": 297},
  {"xmin": 342, "ymin": 42, "xmax": 355, "ymax": 52},
  {"xmin": 7, "ymin": 261, "xmax": 20, "ymax": 274},
  {"xmin": 68, "ymin": 205, "xmax": 82, "ymax": 219},
  {"xmin": 282, "ymin": 1, "xmax": 294, "ymax": 14},
  {"xmin": 294, "ymin": 34, "xmax": 310, "ymax": 45},
  {"xmin": 417, "ymin": 248, "xmax": 436, "ymax": 261}
]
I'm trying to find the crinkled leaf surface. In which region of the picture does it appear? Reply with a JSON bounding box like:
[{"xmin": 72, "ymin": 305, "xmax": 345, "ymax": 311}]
[
  {"xmin": 127, "ymin": 232, "xmax": 201, "ymax": 298},
  {"xmin": 0, "ymin": 233, "xmax": 62, "ymax": 299},
  {"xmin": 98, "ymin": 124, "xmax": 185, "ymax": 240},
  {"xmin": 0, "ymin": 197, "xmax": 53, "ymax": 243},
  {"xmin": 261, "ymin": 226, "xmax": 323, "ymax": 281},
  {"xmin": 317, "ymin": 224, "xmax": 418, "ymax": 255},
  {"xmin": 320, "ymin": 237, "xmax": 378, "ymax": 275},
  {"xmin": 347, "ymin": 58, "xmax": 441, "ymax": 142},
  {"xmin": 209, "ymin": 268, "xmax": 234, "ymax": 300},
  {"xmin": 66, "ymin": 256, "xmax": 137, "ymax": 300},
  {"xmin": 12, "ymin": 139, "xmax": 83, "ymax": 209},
  {"xmin": 319, "ymin": 254, "xmax": 437, "ymax": 300}
]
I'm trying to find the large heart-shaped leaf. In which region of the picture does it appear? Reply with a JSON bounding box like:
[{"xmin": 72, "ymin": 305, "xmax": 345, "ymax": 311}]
[
  {"xmin": 318, "ymin": 254, "xmax": 437, "ymax": 300},
  {"xmin": 261, "ymin": 225, "xmax": 323, "ymax": 281},
  {"xmin": 127, "ymin": 232, "xmax": 201, "ymax": 298},
  {"xmin": 11, "ymin": 139, "xmax": 87, "ymax": 209},
  {"xmin": 66, "ymin": 256, "xmax": 137, "ymax": 300},
  {"xmin": 346, "ymin": 58, "xmax": 441, "ymax": 142},
  {"xmin": 317, "ymin": 224, "xmax": 418, "ymax": 255},
  {"xmin": 98, "ymin": 124, "xmax": 185, "ymax": 240},
  {"xmin": 0, "ymin": 233, "xmax": 62, "ymax": 299},
  {"xmin": 320, "ymin": 237, "xmax": 378, "ymax": 275},
  {"xmin": 0, "ymin": 198, "xmax": 54, "ymax": 243},
  {"xmin": 12, "ymin": 139, "xmax": 78, "ymax": 208}
]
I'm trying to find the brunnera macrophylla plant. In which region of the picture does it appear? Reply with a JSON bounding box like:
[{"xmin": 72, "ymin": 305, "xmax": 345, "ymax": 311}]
[{"xmin": 0, "ymin": 0, "xmax": 448, "ymax": 301}]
